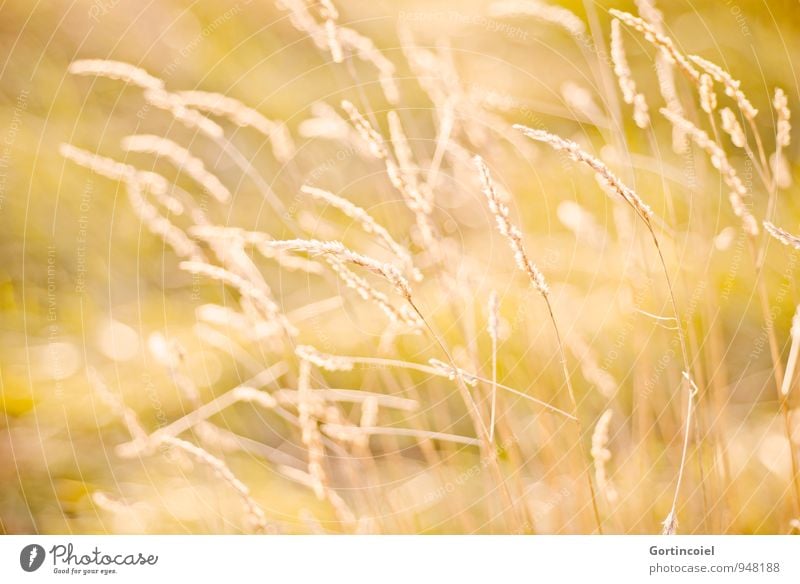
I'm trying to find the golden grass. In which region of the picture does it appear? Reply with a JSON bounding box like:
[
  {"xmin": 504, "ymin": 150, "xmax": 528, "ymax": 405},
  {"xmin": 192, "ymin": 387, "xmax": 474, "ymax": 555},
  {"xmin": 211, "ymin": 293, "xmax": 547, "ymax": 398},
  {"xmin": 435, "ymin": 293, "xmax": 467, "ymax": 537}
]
[{"xmin": 5, "ymin": 0, "xmax": 798, "ymax": 535}]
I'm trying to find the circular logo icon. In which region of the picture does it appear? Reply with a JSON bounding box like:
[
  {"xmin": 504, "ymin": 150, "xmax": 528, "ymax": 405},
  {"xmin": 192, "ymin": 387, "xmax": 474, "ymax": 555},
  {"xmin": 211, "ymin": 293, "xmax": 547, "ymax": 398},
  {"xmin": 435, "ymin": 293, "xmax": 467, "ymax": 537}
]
[{"xmin": 20, "ymin": 544, "xmax": 46, "ymax": 572}]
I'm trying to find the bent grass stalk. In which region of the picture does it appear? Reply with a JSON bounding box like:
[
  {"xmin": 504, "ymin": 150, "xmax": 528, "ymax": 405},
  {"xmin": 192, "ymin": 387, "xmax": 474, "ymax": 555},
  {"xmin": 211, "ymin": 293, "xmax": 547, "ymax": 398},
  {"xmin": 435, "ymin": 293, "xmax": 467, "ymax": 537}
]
[
  {"xmin": 294, "ymin": 347, "xmax": 575, "ymax": 420},
  {"xmin": 512, "ymin": 129, "xmax": 695, "ymax": 534},
  {"xmin": 475, "ymin": 154, "xmax": 603, "ymax": 534}
]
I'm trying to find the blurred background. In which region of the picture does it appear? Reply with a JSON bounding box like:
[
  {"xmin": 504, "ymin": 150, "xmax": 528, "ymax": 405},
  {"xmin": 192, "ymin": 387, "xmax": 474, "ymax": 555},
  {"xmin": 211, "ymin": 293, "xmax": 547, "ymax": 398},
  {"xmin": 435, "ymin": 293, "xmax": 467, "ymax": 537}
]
[{"xmin": 2, "ymin": 0, "xmax": 800, "ymax": 534}]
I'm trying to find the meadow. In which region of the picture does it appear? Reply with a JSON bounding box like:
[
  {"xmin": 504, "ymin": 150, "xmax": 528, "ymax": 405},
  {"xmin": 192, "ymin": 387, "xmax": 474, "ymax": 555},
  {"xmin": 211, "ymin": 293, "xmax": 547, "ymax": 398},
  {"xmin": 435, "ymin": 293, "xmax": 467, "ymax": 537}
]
[{"xmin": 1, "ymin": 0, "xmax": 800, "ymax": 535}]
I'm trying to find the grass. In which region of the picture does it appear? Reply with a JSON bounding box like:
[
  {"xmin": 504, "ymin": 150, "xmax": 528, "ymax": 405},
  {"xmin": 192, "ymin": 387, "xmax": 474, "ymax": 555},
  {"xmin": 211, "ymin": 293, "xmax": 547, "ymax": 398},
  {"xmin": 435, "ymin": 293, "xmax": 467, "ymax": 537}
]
[{"xmin": 2, "ymin": 0, "xmax": 800, "ymax": 535}]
